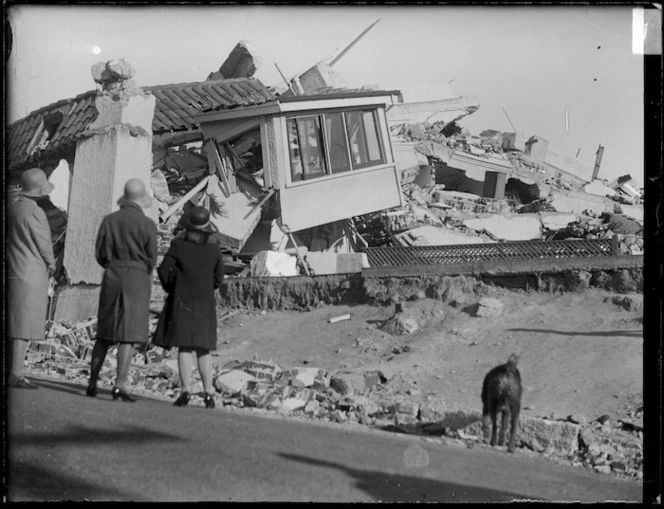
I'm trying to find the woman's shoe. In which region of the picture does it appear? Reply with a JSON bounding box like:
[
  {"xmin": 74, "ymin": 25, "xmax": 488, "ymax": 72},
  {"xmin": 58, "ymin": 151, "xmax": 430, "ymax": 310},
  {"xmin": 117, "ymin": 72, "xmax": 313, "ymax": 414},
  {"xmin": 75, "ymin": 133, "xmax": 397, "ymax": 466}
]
[
  {"xmin": 173, "ymin": 391, "xmax": 190, "ymax": 407},
  {"xmin": 112, "ymin": 386, "xmax": 136, "ymax": 402},
  {"xmin": 204, "ymin": 392, "xmax": 215, "ymax": 409},
  {"xmin": 8, "ymin": 375, "xmax": 39, "ymax": 389},
  {"xmin": 86, "ymin": 383, "xmax": 98, "ymax": 397}
]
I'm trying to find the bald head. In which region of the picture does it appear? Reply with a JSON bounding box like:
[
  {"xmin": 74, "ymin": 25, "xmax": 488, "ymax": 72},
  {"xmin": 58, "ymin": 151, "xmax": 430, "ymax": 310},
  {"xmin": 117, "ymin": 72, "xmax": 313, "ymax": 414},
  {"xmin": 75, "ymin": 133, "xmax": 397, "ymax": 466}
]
[{"xmin": 119, "ymin": 178, "xmax": 153, "ymax": 209}]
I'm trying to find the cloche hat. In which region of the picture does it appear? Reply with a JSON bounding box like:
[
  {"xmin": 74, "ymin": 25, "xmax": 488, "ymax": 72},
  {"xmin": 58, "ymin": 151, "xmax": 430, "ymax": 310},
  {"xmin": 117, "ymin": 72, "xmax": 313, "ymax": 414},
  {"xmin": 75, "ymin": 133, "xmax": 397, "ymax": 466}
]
[
  {"xmin": 117, "ymin": 178, "xmax": 153, "ymax": 209},
  {"xmin": 19, "ymin": 168, "xmax": 54, "ymax": 198},
  {"xmin": 183, "ymin": 206, "xmax": 217, "ymax": 233}
]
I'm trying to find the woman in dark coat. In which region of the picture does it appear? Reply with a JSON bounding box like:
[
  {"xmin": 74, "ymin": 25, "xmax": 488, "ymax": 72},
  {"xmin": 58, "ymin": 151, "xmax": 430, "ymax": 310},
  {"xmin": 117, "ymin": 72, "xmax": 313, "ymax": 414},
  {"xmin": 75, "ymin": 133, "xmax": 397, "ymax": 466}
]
[{"xmin": 153, "ymin": 206, "xmax": 224, "ymax": 408}]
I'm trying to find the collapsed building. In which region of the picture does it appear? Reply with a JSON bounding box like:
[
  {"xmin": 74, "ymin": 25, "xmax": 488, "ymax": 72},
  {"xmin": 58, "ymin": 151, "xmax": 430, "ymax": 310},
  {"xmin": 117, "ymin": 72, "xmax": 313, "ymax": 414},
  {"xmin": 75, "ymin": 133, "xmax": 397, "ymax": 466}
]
[{"xmin": 7, "ymin": 38, "xmax": 643, "ymax": 323}]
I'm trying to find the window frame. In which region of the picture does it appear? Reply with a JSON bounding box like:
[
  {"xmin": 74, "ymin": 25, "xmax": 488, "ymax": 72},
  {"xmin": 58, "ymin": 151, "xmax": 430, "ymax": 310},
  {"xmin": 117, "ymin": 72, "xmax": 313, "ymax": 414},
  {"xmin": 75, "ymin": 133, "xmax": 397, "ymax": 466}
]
[
  {"xmin": 286, "ymin": 107, "xmax": 387, "ymax": 183},
  {"xmin": 344, "ymin": 109, "xmax": 386, "ymax": 171}
]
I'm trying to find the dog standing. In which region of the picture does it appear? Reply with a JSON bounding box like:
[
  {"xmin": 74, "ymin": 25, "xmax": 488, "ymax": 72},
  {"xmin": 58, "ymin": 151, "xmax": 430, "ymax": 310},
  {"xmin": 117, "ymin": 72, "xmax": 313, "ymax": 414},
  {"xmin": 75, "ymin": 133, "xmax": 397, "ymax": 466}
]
[{"xmin": 481, "ymin": 353, "xmax": 522, "ymax": 453}]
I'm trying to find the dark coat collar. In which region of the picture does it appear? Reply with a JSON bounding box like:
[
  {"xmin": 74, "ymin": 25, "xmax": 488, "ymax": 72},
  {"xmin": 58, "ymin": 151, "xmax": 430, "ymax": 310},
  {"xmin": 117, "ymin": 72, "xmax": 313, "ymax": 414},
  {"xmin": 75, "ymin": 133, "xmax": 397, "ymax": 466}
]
[{"xmin": 120, "ymin": 201, "xmax": 146, "ymax": 215}]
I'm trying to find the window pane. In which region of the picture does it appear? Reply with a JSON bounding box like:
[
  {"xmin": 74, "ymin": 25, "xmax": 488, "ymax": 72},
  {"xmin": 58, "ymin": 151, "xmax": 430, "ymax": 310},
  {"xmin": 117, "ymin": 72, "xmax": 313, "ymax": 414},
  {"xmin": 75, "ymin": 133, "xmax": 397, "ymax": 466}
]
[
  {"xmin": 287, "ymin": 119, "xmax": 304, "ymax": 181},
  {"xmin": 362, "ymin": 111, "xmax": 382, "ymax": 162},
  {"xmin": 345, "ymin": 110, "xmax": 385, "ymax": 170},
  {"xmin": 325, "ymin": 113, "xmax": 351, "ymax": 174},
  {"xmin": 297, "ymin": 116, "xmax": 327, "ymax": 180},
  {"xmin": 345, "ymin": 111, "xmax": 368, "ymax": 166}
]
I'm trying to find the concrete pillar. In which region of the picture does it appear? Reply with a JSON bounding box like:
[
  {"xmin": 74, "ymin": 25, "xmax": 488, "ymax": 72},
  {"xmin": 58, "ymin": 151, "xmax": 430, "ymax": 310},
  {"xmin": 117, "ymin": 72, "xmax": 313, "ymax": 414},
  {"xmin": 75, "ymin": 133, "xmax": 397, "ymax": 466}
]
[
  {"xmin": 63, "ymin": 59, "xmax": 156, "ymax": 285},
  {"xmin": 525, "ymin": 135, "xmax": 549, "ymax": 163}
]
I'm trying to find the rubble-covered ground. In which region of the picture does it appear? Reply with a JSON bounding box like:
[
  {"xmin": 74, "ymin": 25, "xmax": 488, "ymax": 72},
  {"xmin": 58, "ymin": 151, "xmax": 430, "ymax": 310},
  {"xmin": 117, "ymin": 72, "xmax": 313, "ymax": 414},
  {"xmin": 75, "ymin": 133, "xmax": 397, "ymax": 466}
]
[{"xmin": 26, "ymin": 286, "xmax": 643, "ymax": 483}]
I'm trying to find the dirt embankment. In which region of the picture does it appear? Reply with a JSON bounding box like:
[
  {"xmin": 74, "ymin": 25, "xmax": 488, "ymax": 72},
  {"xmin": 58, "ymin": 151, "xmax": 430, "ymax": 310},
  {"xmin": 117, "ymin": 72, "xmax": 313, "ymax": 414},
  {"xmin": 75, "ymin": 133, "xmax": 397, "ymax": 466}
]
[{"xmin": 218, "ymin": 268, "xmax": 643, "ymax": 311}]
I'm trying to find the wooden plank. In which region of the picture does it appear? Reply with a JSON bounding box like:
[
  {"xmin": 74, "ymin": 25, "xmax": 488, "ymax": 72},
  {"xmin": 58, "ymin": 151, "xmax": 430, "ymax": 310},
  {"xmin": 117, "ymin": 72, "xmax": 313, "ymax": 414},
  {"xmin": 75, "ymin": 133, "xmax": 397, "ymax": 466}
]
[
  {"xmin": 287, "ymin": 231, "xmax": 310, "ymax": 276},
  {"xmin": 204, "ymin": 141, "xmax": 232, "ymax": 197},
  {"xmin": 160, "ymin": 175, "xmax": 210, "ymax": 222}
]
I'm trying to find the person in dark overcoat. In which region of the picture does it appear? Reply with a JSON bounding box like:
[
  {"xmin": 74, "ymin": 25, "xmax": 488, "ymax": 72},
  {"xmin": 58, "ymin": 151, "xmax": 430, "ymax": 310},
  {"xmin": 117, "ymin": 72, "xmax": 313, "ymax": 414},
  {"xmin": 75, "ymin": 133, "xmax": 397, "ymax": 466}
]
[
  {"xmin": 152, "ymin": 206, "xmax": 224, "ymax": 409},
  {"xmin": 7, "ymin": 168, "xmax": 56, "ymax": 389},
  {"xmin": 87, "ymin": 178, "xmax": 157, "ymax": 402}
]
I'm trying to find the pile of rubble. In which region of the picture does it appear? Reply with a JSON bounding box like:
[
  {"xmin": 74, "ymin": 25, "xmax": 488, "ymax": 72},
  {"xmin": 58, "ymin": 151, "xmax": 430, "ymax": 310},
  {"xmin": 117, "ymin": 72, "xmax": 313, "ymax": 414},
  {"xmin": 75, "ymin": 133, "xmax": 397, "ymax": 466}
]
[
  {"xmin": 24, "ymin": 321, "xmax": 642, "ymax": 481},
  {"xmin": 368, "ymin": 116, "xmax": 646, "ymax": 253}
]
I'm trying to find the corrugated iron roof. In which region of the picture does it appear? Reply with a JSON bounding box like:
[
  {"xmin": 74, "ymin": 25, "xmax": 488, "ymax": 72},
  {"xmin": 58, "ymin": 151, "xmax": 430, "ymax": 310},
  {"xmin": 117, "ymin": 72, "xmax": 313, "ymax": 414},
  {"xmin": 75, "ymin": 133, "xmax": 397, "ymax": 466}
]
[{"xmin": 7, "ymin": 78, "xmax": 277, "ymax": 174}]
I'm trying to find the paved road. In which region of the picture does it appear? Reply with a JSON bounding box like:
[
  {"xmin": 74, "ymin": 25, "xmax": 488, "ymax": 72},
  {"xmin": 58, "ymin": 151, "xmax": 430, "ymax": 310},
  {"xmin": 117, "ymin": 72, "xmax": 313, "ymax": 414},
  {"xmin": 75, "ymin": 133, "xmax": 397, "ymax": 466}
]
[{"xmin": 6, "ymin": 378, "xmax": 641, "ymax": 502}]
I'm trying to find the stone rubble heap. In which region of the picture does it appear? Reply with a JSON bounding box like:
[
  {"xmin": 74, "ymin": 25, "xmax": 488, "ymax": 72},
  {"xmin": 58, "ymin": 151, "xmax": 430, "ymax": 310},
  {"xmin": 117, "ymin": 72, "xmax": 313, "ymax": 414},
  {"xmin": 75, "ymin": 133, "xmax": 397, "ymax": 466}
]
[
  {"xmin": 351, "ymin": 118, "xmax": 645, "ymax": 252},
  {"xmin": 24, "ymin": 323, "xmax": 642, "ymax": 482}
]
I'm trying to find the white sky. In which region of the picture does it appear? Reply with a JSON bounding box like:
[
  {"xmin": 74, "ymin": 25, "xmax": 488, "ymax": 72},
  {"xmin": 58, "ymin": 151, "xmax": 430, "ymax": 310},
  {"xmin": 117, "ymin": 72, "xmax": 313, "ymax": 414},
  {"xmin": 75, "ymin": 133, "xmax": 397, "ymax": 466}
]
[{"xmin": 6, "ymin": 5, "xmax": 644, "ymax": 186}]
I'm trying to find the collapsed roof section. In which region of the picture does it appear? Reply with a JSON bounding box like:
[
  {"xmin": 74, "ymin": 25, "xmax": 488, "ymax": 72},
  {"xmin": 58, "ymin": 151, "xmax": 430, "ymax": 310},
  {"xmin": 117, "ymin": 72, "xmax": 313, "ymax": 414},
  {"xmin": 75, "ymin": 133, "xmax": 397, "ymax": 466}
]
[{"xmin": 6, "ymin": 77, "xmax": 277, "ymax": 179}]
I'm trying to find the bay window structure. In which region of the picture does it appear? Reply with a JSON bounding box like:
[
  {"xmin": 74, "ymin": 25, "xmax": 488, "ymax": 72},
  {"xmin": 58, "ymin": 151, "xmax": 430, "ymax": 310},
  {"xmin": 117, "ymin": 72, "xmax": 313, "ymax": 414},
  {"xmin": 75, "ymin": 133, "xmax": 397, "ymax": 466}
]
[
  {"xmin": 196, "ymin": 89, "xmax": 404, "ymax": 233},
  {"xmin": 287, "ymin": 109, "xmax": 386, "ymax": 181}
]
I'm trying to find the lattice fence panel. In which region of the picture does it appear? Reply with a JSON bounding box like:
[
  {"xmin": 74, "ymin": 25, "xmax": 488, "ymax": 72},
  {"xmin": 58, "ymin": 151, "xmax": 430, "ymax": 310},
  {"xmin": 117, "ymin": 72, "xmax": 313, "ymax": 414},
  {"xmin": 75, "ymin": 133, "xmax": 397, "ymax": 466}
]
[{"xmin": 364, "ymin": 239, "xmax": 615, "ymax": 267}]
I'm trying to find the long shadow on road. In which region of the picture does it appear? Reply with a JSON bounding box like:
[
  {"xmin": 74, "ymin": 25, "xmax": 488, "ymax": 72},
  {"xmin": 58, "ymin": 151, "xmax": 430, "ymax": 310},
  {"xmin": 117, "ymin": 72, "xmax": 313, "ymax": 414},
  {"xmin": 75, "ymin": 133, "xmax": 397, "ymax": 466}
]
[
  {"xmin": 277, "ymin": 452, "xmax": 539, "ymax": 503},
  {"xmin": 8, "ymin": 424, "xmax": 186, "ymax": 501},
  {"xmin": 7, "ymin": 460, "xmax": 135, "ymax": 502},
  {"xmin": 508, "ymin": 328, "xmax": 642, "ymax": 337}
]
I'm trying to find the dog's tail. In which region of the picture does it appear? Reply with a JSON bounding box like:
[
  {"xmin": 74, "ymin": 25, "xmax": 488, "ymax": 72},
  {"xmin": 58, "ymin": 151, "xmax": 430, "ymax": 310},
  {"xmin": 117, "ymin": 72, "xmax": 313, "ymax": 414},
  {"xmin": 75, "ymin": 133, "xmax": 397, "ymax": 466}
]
[{"xmin": 507, "ymin": 353, "xmax": 519, "ymax": 367}]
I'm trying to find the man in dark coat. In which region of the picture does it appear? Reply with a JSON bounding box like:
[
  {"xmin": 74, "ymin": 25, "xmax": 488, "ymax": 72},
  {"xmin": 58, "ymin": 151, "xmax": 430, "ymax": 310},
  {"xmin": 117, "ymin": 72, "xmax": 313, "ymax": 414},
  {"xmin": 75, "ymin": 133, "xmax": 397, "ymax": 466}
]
[{"xmin": 87, "ymin": 178, "xmax": 157, "ymax": 402}]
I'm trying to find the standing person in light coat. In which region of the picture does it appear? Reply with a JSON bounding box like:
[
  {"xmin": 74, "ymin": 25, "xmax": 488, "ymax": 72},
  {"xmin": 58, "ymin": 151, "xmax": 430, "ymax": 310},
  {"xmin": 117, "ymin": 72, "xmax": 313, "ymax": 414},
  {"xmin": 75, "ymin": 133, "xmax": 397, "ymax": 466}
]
[
  {"xmin": 7, "ymin": 168, "xmax": 56, "ymax": 389},
  {"xmin": 86, "ymin": 178, "xmax": 157, "ymax": 402}
]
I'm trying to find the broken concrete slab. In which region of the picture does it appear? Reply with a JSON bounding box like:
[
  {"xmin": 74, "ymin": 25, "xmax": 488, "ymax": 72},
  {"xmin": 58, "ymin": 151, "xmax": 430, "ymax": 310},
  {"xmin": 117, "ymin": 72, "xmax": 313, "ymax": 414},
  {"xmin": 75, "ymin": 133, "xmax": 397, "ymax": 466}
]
[
  {"xmin": 462, "ymin": 415, "xmax": 580, "ymax": 455},
  {"xmin": 525, "ymin": 135, "xmax": 549, "ymax": 162},
  {"xmin": 218, "ymin": 40, "xmax": 262, "ymax": 79},
  {"xmin": 304, "ymin": 252, "xmax": 369, "ymax": 276},
  {"xmin": 549, "ymin": 190, "xmax": 610, "ymax": 216},
  {"xmin": 250, "ymin": 251, "xmax": 298, "ymax": 277},
  {"xmin": 472, "ymin": 296, "xmax": 504, "ymax": 317},
  {"xmin": 214, "ymin": 370, "xmax": 256, "ymax": 396},
  {"xmin": 583, "ymin": 180, "xmax": 616, "ymax": 198},
  {"xmin": 544, "ymin": 150, "xmax": 594, "ymax": 183},
  {"xmin": 463, "ymin": 214, "xmax": 541, "ymax": 241},
  {"xmin": 209, "ymin": 191, "xmax": 262, "ymax": 253},
  {"xmin": 280, "ymin": 397, "xmax": 307, "ymax": 412},
  {"xmin": 538, "ymin": 212, "xmax": 578, "ymax": 231},
  {"xmin": 387, "ymin": 96, "xmax": 481, "ymax": 127},
  {"xmin": 330, "ymin": 373, "xmax": 369, "ymax": 396},
  {"xmin": 415, "ymin": 140, "xmax": 452, "ymax": 163},
  {"xmin": 501, "ymin": 132, "xmax": 527, "ymax": 151},
  {"xmin": 392, "ymin": 141, "xmax": 423, "ymax": 176},
  {"xmin": 295, "ymin": 62, "xmax": 348, "ymax": 94}
]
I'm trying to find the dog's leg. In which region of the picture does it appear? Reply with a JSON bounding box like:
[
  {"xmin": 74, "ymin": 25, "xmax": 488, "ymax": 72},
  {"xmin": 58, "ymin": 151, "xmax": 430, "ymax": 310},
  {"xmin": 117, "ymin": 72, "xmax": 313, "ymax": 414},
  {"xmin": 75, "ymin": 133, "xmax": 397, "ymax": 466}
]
[
  {"xmin": 482, "ymin": 404, "xmax": 492, "ymax": 443},
  {"xmin": 489, "ymin": 404, "xmax": 498, "ymax": 446},
  {"xmin": 507, "ymin": 402, "xmax": 520, "ymax": 453},
  {"xmin": 498, "ymin": 408, "xmax": 510, "ymax": 446}
]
